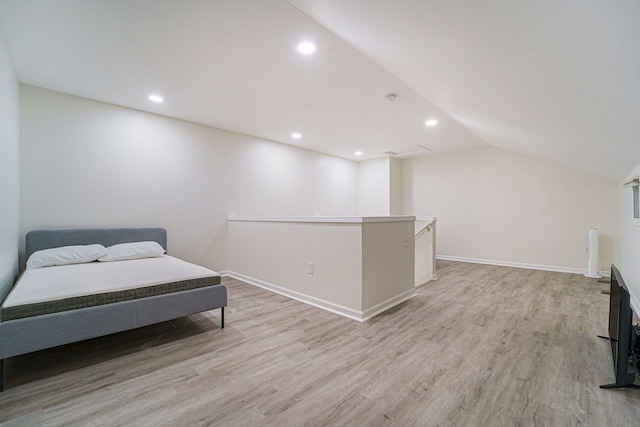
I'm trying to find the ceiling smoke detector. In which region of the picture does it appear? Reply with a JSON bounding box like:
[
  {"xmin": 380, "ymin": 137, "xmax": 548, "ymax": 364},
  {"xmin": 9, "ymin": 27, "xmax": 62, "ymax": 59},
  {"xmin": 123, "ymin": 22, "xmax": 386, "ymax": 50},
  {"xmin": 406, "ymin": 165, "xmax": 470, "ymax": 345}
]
[{"xmin": 384, "ymin": 93, "xmax": 397, "ymax": 103}]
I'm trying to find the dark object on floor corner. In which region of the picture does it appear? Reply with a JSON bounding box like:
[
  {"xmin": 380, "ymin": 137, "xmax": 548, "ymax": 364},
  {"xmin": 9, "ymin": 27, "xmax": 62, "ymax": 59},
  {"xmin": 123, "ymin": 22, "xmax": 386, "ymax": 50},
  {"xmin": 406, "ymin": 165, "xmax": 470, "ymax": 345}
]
[{"xmin": 598, "ymin": 265, "xmax": 640, "ymax": 389}]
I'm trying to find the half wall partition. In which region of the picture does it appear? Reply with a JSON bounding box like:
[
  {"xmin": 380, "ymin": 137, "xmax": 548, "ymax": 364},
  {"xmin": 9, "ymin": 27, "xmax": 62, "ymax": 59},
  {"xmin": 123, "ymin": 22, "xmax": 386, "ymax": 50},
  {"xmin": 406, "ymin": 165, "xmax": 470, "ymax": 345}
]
[{"xmin": 226, "ymin": 216, "xmax": 416, "ymax": 321}]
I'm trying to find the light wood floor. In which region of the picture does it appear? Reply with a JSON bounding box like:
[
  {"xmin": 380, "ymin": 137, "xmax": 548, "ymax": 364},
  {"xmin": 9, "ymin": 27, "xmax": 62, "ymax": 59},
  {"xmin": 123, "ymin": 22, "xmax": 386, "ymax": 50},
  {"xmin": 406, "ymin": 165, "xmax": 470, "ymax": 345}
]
[{"xmin": 2, "ymin": 261, "xmax": 640, "ymax": 426}]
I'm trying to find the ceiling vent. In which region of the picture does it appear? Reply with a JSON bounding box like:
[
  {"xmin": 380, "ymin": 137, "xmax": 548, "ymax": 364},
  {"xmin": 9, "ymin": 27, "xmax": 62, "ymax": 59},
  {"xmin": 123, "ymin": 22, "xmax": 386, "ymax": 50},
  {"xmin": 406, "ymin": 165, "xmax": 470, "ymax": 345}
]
[{"xmin": 385, "ymin": 145, "xmax": 432, "ymax": 158}]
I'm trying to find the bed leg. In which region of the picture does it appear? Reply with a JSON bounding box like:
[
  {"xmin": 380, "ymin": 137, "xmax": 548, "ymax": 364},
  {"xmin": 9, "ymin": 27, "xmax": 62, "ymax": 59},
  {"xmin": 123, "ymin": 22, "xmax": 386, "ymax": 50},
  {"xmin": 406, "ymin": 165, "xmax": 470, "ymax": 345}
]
[{"xmin": 221, "ymin": 307, "xmax": 224, "ymax": 329}]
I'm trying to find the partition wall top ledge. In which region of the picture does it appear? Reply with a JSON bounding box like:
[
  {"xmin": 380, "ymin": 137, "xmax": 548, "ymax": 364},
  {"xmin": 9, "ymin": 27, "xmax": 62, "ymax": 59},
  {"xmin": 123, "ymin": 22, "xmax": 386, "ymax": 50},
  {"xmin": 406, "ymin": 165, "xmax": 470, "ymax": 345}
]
[{"xmin": 227, "ymin": 216, "xmax": 417, "ymax": 224}]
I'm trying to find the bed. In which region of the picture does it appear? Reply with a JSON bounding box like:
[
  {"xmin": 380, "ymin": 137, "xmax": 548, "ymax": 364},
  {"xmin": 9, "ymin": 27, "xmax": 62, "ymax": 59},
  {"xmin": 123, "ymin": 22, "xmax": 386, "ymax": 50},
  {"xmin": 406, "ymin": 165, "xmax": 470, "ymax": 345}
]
[{"xmin": 0, "ymin": 227, "xmax": 227, "ymax": 392}]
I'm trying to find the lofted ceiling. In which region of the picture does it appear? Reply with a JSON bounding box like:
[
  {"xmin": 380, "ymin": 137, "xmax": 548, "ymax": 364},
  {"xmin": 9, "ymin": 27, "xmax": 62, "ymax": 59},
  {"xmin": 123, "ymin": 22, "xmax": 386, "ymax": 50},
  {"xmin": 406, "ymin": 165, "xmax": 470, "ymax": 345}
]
[{"xmin": 0, "ymin": 0, "xmax": 638, "ymax": 181}]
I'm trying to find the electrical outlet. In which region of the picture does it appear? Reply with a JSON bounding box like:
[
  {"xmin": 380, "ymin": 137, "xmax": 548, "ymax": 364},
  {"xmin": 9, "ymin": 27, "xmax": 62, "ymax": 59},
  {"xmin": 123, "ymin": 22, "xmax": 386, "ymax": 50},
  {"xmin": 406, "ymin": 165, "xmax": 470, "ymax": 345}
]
[
  {"xmin": 584, "ymin": 246, "xmax": 589, "ymax": 255},
  {"xmin": 308, "ymin": 262, "xmax": 314, "ymax": 275},
  {"xmin": 403, "ymin": 235, "xmax": 410, "ymax": 247}
]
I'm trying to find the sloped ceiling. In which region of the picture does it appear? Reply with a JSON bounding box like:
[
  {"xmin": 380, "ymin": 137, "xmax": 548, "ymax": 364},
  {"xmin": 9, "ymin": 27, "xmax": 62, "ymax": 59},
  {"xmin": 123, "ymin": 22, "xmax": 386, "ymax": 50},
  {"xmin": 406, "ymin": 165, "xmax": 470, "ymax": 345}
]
[{"xmin": 1, "ymin": 0, "xmax": 638, "ymax": 181}]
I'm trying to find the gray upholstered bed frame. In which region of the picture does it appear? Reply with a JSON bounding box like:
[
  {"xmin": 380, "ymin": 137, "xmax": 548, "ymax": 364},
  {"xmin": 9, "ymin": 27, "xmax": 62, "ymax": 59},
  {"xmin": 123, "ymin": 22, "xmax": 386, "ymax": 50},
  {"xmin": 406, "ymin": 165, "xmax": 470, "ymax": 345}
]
[{"xmin": 0, "ymin": 228, "xmax": 227, "ymax": 392}]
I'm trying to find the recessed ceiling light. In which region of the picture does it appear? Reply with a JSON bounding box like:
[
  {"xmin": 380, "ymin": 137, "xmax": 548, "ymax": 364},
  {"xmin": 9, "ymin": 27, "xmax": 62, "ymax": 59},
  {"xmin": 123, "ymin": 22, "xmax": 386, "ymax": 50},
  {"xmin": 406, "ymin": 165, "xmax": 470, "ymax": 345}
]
[
  {"xmin": 355, "ymin": 151, "xmax": 363, "ymax": 156},
  {"xmin": 297, "ymin": 42, "xmax": 316, "ymax": 55},
  {"xmin": 292, "ymin": 132, "xmax": 302, "ymax": 139},
  {"xmin": 149, "ymin": 95, "xmax": 164, "ymax": 103},
  {"xmin": 425, "ymin": 119, "xmax": 438, "ymax": 127}
]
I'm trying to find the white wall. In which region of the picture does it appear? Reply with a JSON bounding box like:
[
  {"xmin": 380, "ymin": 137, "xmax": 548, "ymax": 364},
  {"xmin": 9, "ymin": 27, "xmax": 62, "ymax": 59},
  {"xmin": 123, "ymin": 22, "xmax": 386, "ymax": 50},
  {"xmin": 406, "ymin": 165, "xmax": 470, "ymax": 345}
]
[
  {"xmin": 19, "ymin": 85, "xmax": 358, "ymax": 272},
  {"xmin": 228, "ymin": 220, "xmax": 363, "ymax": 311},
  {"xmin": 616, "ymin": 163, "xmax": 640, "ymax": 311},
  {"xmin": 358, "ymin": 156, "xmax": 403, "ymax": 216},
  {"xmin": 359, "ymin": 157, "xmax": 390, "ymax": 216},
  {"xmin": 19, "ymin": 86, "xmax": 623, "ymax": 283},
  {"xmin": 361, "ymin": 220, "xmax": 414, "ymax": 309},
  {"xmin": 415, "ymin": 218, "xmax": 436, "ymax": 286},
  {"xmin": 403, "ymin": 146, "xmax": 617, "ymax": 273},
  {"xmin": 389, "ymin": 157, "xmax": 403, "ymax": 215},
  {"xmin": 227, "ymin": 138, "xmax": 357, "ymax": 217},
  {"xmin": 227, "ymin": 217, "xmax": 415, "ymax": 321},
  {"xmin": 0, "ymin": 28, "xmax": 20, "ymax": 300}
]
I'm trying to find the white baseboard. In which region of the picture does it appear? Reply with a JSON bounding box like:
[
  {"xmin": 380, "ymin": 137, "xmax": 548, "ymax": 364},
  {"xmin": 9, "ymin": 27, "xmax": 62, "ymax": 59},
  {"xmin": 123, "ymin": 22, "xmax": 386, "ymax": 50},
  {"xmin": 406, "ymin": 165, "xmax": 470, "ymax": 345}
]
[
  {"xmin": 415, "ymin": 276, "xmax": 436, "ymax": 288},
  {"xmin": 221, "ymin": 271, "xmax": 415, "ymax": 322},
  {"xmin": 361, "ymin": 289, "xmax": 416, "ymax": 321},
  {"xmin": 436, "ymin": 255, "xmax": 608, "ymax": 277}
]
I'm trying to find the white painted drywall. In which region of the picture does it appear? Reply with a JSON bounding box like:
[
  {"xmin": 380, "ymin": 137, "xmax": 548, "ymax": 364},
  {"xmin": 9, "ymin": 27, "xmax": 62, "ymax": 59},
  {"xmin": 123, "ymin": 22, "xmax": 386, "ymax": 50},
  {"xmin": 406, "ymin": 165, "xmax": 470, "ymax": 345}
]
[
  {"xmin": 361, "ymin": 220, "xmax": 414, "ymax": 309},
  {"xmin": 358, "ymin": 157, "xmax": 390, "ymax": 216},
  {"xmin": 19, "ymin": 86, "xmax": 358, "ymax": 271},
  {"xmin": 389, "ymin": 156, "xmax": 403, "ymax": 215},
  {"xmin": 0, "ymin": 29, "xmax": 20, "ymax": 299},
  {"xmin": 616, "ymin": 163, "xmax": 640, "ymax": 311},
  {"xmin": 227, "ymin": 137, "xmax": 358, "ymax": 217},
  {"xmin": 358, "ymin": 156, "xmax": 401, "ymax": 216},
  {"xmin": 228, "ymin": 219, "xmax": 364, "ymax": 310},
  {"xmin": 403, "ymin": 146, "xmax": 617, "ymax": 273},
  {"xmin": 415, "ymin": 218, "xmax": 436, "ymax": 286},
  {"xmin": 227, "ymin": 217, "xmax": 416, "ymax": 320}
]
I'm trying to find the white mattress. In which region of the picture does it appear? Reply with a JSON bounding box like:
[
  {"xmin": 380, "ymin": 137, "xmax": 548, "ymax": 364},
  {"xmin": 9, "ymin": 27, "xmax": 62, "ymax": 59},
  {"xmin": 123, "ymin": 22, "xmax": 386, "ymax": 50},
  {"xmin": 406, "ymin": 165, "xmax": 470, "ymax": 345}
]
[{"xmin": 3, "ymin": 255, "xmax": 220, "ymax": 308}]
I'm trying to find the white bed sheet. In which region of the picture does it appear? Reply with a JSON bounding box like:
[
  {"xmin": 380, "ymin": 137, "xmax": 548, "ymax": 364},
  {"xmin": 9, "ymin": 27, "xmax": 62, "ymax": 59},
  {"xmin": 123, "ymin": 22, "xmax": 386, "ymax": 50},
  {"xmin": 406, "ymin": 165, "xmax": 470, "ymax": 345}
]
[{"xmin": 3, "ymin": 255, "xmax": 220, "ymax": 308}]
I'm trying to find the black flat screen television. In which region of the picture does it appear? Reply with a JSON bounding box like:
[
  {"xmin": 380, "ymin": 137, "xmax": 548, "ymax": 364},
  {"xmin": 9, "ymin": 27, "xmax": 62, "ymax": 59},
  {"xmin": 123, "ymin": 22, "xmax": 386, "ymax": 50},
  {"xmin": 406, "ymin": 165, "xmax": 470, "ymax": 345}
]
[{"xmin": 599, "ymin": 265, "xmax": 638, "ymax": 389}]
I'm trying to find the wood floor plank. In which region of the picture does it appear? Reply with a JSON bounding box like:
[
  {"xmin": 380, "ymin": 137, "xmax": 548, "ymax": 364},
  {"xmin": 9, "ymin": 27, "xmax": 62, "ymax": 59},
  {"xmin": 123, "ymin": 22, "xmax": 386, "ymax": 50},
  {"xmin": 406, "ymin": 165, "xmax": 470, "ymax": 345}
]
[{"xmin": 1, "ymin": 260, "xmax": 640, "ymax": 426}]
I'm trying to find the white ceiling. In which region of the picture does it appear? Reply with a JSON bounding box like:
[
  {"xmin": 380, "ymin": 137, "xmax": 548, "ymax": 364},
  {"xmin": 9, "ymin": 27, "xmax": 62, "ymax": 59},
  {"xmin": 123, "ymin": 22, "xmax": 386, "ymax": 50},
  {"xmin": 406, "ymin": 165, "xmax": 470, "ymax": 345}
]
[{"xmin": 1, "ymin": 0, "xmax": 639, "ymax": 181}]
